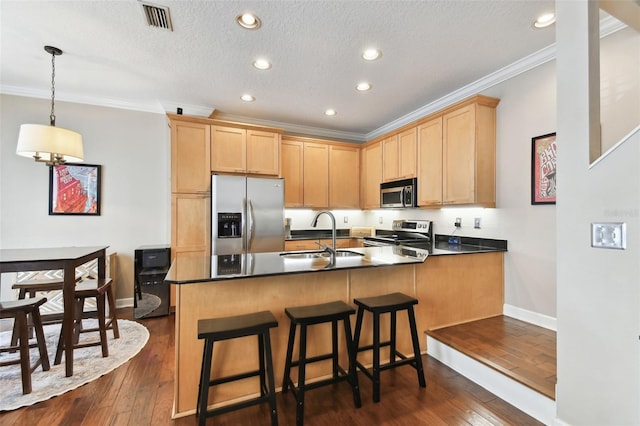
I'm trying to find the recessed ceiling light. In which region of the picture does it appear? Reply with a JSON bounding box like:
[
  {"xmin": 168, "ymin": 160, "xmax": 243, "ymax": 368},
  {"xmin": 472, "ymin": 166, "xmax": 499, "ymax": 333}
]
[
  {"xmin": 253, "ymin": 59, "xmax": 271, "ymax": 70},
  {"xmin": 241, "ymin": 94, "xmax": 255, "ymax": 102},
  {"xmin": 356, "ymin": 82, "xmax": 372, "ymax": 91},
  {"xmin": 533, "ymin": 12, "xmax": 556, "ymax": 28},
  {"xmin": 236, "ymin": 13, "xmax": 261, "ymax": 29},
  {"xmin": 325, "ymin": 109, "xmax": 337, "ymax": 116},
  {"xmin": 362, "ymin": 48, "xmax": 381, "ymax": 61}
]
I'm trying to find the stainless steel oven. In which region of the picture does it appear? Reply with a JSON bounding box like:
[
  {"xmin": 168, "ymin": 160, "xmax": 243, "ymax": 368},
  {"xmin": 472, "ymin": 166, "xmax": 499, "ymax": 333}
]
[
  {"xmin": 363, "ymin": 219, "xmax": 432, "ymax": 249},
  {"xmin": 380, "ymin": 178, "xmax": 417, "ymax": 208}
]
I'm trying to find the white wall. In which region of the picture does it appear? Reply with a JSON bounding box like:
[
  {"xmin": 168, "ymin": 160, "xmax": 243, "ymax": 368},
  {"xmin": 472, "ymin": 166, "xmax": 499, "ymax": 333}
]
[
  {"xmin": 0, "ymin": 94, "xmax": 170, "ymax": 302},
  {"xmin": 556, "ymin": 2, "xmax": 640, "ymax": 424}
]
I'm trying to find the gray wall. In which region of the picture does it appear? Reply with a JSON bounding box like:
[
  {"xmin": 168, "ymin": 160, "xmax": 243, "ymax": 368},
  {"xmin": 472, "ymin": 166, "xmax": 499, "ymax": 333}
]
[
  {"xmin": 0, "ymin": 95, "xmax": 170, "ymax": 302},
  {"xmin": 556, "ymin": 2, "xmax": 639, "ymax": 424}
]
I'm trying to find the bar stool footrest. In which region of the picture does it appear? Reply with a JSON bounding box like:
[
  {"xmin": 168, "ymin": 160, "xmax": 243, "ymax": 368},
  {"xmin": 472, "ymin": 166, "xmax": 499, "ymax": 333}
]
[{"xmin": 209, "ymin": 368, "xmax": 262, "ymax": 387}]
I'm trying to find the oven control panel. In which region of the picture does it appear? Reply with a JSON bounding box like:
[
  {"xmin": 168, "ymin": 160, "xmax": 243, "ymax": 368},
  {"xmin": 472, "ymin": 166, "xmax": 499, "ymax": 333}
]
[{"xmin": 392, "ymin": 220, "xmax": 432, "ymax": 231}]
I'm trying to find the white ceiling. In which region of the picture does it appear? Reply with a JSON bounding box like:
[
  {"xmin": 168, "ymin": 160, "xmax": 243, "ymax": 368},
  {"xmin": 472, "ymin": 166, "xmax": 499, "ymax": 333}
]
[{"xmin": 0, "ymin": 0, "xmax": 561, "ymax": 141}]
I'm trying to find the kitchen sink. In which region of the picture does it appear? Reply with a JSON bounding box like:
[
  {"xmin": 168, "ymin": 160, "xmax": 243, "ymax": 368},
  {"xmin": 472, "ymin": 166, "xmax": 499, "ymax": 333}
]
[{"xmin": 280, "ymin": 250, "xmax": 364, "ymax": 259}]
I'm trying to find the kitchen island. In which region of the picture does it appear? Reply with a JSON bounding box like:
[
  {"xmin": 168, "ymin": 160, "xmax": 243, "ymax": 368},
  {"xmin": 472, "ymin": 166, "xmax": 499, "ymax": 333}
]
[{"xmin": 165, "ymin": 243, "xmax": 506, "ymax": 418}]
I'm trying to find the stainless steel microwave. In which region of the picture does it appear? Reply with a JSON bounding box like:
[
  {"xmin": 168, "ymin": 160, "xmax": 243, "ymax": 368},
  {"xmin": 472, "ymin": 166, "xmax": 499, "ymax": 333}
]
[{"xmin": 380, "ymin": 178, "xmax": 418, "ymax": 208}]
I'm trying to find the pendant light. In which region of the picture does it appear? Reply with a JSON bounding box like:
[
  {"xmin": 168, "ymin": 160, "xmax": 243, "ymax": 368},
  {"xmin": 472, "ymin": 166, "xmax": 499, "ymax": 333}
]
[{"xmin": 16, "ymin": 46, "xmax": 83, "ymax": 166}]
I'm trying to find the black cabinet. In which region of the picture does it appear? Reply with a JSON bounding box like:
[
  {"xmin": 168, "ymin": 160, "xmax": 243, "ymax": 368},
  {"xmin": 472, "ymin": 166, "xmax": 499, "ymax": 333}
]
[{"xmin": 134, "ymin": 245, "xmax": 171, "ymax": 319}]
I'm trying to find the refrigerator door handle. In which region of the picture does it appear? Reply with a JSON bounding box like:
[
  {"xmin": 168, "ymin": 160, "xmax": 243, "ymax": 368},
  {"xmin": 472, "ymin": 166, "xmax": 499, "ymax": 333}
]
[
  {"xmin": 242, "ymin": 198, "xmax": 247, "ymax": 252},
  {"xmin": 248, "ymin": 199, "xmax": 256, "ymax": 251}
]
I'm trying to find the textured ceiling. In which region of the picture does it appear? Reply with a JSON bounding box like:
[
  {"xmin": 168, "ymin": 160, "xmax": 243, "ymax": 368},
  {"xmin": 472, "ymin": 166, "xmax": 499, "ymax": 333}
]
[{"xmin": 0, "ymin": 0, "xmax": 559, "ymax": 141}]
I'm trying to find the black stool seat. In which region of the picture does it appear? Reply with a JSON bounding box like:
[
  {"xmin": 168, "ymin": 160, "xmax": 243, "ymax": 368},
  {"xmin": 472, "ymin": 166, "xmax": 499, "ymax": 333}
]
[
  {"xmin": 282, "ymin": 300, "xmax": 361, "ymax": 426},
  {"xmin": 0, "ymin": 297, "xmax": 50, "ymax": 394},
  {"xmin": 197, "ymin": 310, "xmax": 278, "ymax": 426},
  {"xmin": 353, "ymin": 292, "xmax": 426, "ymax": 402}
]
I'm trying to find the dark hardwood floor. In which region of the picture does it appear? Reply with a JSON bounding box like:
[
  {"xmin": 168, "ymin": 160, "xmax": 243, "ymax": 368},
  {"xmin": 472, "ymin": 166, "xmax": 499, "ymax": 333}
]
[
  {"xmin": 1, "ymin": 309, "xmax": 543, "ymax": 425},
  {"xmin": 427, "ymin": 315, "xmax": 557, "ymax": 400}
]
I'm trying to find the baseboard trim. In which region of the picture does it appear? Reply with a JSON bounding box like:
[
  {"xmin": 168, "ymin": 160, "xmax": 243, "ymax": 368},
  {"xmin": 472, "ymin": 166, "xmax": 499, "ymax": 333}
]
[
  {"xmin": 427, "ymin": 336, "xmax": 557, "ymax": 425},
  {"xmin": 503, "ymin": 304, "xmax": 557, "ymax": 331}
]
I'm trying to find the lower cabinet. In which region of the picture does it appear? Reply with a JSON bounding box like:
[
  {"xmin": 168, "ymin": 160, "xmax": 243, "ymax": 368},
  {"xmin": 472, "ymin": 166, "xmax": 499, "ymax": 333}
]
[{"xmin": 284, "ymin": 238, "xmax": 353, "ymax": 251}]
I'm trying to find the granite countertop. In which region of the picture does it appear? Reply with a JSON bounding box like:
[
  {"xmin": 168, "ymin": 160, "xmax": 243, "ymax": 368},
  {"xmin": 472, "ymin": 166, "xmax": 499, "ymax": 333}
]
[{"xmin": 165, "ymin": 245, "xmax": 428, "ymax": 284}]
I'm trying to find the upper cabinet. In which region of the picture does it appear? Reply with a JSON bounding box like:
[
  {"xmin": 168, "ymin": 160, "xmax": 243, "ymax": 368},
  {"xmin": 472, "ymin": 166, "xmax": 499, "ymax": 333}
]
[
  {"xmin": 302, "ymin": 142, "xmax": 329, "ymax": 209},
  {"xmin": 361, "ymin": 141, "xmax": 382, "ymax": 209},
  {"xmin": 382, "ymin": 127, "xmax": 417, "ymax": 182},
  {"xmin": 417, "ymin": 117, "xmax": 443, "ymax": 206},
  {"xmin": 211, "ymin": 125, "xmax": 280, "ymax": 175},
  {"xmin": 329, "ymin": 144, "xmax": 360, "ymax": 208},
  {"xmin": 171, "ymin": 120, "xmax": 211, "ymax": 194},
  {"xmin": 416, "ymin": 96, "xmax": 499, "ymax": 207},
  {"xmin": 281, "ymin": 137, "xmax": 360, "ymax": 209}
]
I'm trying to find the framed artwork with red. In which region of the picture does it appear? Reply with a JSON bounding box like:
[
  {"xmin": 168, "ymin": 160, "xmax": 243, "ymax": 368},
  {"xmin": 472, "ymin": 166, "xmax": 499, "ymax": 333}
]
[
  {"xmin": 531, "ymin": 133, "xmax": 557, "ymax": 205},
  {"xmin": 49, "ymin": 163, "xmax": 101, "ymax": 215}
]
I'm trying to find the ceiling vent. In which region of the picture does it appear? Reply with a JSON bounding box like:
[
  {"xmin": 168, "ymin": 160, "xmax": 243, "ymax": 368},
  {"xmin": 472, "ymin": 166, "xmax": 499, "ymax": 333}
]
[{"xmin": 139, "ymin": 1, "xmax": 173, "ymax": 31}]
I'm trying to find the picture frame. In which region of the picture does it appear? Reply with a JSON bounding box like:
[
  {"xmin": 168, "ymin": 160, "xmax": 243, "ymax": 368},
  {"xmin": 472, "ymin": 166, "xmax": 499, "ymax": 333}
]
[
  {"xmin": 531, "ymin": 132, "xmax": 557, "ymax": 205},
  {"xmin": 49, "ymin": 163, "xmax": 101, "ymax": 215}
]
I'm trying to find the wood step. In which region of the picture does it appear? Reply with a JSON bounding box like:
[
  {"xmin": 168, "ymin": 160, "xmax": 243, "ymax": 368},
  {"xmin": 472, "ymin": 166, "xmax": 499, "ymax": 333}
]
[{"xmin": 426, "ymin": 315, "xmax": 556, "ymax": 400}]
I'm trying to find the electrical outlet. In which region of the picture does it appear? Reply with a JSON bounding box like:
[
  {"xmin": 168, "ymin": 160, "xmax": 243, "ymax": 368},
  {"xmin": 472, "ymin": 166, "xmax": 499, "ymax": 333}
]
[
  {"xmin": 591, "ymin": 222, "xmax": 626, "ymax": 249},
  {"xmin": 378, "ymin": 216, "xmax": 383, "ymax": 224},
  {"xmin": 454, "ymin": 217, "xmax": 462, "ymax": 228},
  {"xmin": 474, "ymin": 218, "xmax": 481, "ymax": 229},
  {"xmin": 343, "ymin": 216, "xmax": 348, "ymax": 223}
]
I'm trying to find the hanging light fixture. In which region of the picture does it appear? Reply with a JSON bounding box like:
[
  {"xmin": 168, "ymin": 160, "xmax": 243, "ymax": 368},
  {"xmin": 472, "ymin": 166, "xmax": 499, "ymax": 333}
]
[{"xmin": 16, "ymin": 46, "xmax": 83, "ymax": 166}]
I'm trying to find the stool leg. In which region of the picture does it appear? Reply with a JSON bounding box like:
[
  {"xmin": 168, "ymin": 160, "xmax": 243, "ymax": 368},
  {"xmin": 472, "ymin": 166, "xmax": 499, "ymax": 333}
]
[
  {"xmin": 262, "ymin": 329, "xmax": 279, "ymax": 426},
  {"xmin": 390, "ymin": 311, "xmax": 397, "ymax": 363},
  {"xmin": 407, "ymin": 306, "xmax": 426, "ymax": 388},
  {"xmin": 331, "ymin": 320, "xmax": 339, "ymax": 378},
  {"xmin": 31, "ymin": 308, "xmax": 50, "ymax": 371},
  {"xmin": 258, "ymin": 333, "xmax": 266, "ymax": 396},
  {"xmin": 54, "ymin": 322, "xmax": 65, "ymax": 365},
  {"xmin": 16, "ymin": 311, "xmax": 32, "ymax": 394},
  {"xmin": 97, "ymin": 293, "xmax": 109, "ymax": 358},
  {"xmin": 10, "ymin": 289, "xmax": 29, "ymax": 350},
  {"xmin": 106, "ymin": 286, "xmax": 120, "ymax": 339},
  {"xmin": 282, "ymin": 320, "xmax": 296, "ymax": 393},
  {"xmin": 372, "ymin": 312, "xmax": 381, "ymax": 403},
  {"xmin": 353, "ymin": 307, "xmax": 364, "ymax": 358},
  {"xmin": 296, "ymin": 324, "xmax": 308, "ymax": 426},
  {"xmin": 342, "ymin": 316, "xmax": 361, "ymax": 408},
  {"xmin": 197, "ymin": 338, "xmax": 214, "ymax": 426}
]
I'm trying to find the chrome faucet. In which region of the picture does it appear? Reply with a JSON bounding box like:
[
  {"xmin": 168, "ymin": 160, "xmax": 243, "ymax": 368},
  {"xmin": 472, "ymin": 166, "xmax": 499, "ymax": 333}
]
[{"xmin": 311, "ymin": 210, "xmax": 336, "ymax": 255}]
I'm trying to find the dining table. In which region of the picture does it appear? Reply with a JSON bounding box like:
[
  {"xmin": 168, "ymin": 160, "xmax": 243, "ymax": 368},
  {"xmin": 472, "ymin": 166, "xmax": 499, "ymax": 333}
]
[{"xmin": 0, "ymin": 246, "xmax": 108, "ymax": 377}]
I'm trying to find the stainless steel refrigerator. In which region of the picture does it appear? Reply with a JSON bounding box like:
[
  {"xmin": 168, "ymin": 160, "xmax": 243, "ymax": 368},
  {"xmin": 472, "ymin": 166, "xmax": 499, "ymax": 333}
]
[{"xmin": 211, "ymin": 175, "xmax": 285, "ymax": 255}]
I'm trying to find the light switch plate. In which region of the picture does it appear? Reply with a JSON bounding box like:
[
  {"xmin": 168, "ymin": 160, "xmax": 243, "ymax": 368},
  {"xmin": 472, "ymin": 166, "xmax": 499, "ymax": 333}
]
[{"xmin": 591, "ymin": 222, "xmax": 626, "ymax": 249}]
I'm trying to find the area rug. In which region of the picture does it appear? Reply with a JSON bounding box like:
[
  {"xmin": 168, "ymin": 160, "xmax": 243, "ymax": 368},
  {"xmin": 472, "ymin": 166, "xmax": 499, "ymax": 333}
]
[
  {"xmin": 0, "ymin": 319, "xmax": 149, "ymax": 411},
  {"xmin": 134, "ymin": 292, "xmax": 162, "ymax": 319}
]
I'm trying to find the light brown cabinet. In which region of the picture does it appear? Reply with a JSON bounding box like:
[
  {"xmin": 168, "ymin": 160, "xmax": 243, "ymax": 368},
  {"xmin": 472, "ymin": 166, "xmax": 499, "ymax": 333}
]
[
  {"xmin": 361, "ymin": 141, "xmax": 382, "ymax": 209},
  {"xmin": 302, "ymin": 142, "xmax": 329, "ymax": 208},
  {"xmin": 382, "ymin": 128, "xmax": 417, "ymax": 182},
  {"xmin": 281, "ymin": 140, "xmax": 304, "ymax": 207},
  {"xmin": 281, "ymin": 138, "xmax": 359, "ymax": 209},
  {"xmin": 417, "ymin": 117, "xmax": 443, "ymax": 206},
  {"xmin": 171, "ymin": 121, "xmax": 211, "ymax": 194},
  {"xmin": 211, "ymin": 125, "xmax": 279, "ymax": 175},
  {"xmin": 329, "ymin": 145, "xmax": 360, "ymax": 208},
  {"xmin": 284, "ymin": 238, "xmax": 352, "ymax": 251}
]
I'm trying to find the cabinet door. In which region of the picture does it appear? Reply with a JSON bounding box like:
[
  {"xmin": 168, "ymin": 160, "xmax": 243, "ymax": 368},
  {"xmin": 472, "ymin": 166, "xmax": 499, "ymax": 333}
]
[
  {"xmin": 171, "ymin": 121, "xmax": 211, "ymax": 193},
  {"xmin": 417, "ymin": 117, "xmax": 443, "ymax": 206},
  {"xmin": 398, "ymin": 127, "xmax": 417, "ymax": 179},
  {"xmin": 329, "ymin": 145, "xmax": 360, "ymax": 208},
  {"xmin": 303, "ymin": 142, "xmax": 329, "ymax": 208},
  {"xmin": 281, "ymin": 140, "xmax": 304, "ymax": 207},
  {"xmin": 247, "ymin": 130, "xmax": 279, "ymax": 175},
  {"xmin": 320, "ymin": 238, "xmax": 350, "ymax": 249},
  {"xmin": 171, "ymin": 194, "xmax": 210, "ymax": 255},
  {"xmin": 362, "ymin": 142, "xmax": 382, "ymax": 209},
  {"xmin": 211, "ymin": 126, "xmax": 246, "ymax": 173},
  {"xmin": 443, "ymin": 104, "xmax": 476, "ymax": 204},
  {"xmin": 285, "ymin": 240, "xmax": 319, "ymax": 251},
  {"xmin": 382, "ymin": 135, "xmax": 399, "ymax": 182}
]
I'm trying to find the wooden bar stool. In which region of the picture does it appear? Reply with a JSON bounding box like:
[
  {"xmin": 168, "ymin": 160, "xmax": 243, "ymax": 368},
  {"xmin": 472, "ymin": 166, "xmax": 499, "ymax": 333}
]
[
  {"xmin": 0, "ymin": 297, "xmax": 50, "ymax": 394},
  {"xmin": 352, "ymin": 292, "xmax": 426, "ymax": 402},
  {"xmin": 197, "ymin": 311, "xmax": 279, "ymax": 426},
  {"xmin": 54, "ymin": 278, "xmax": 118, "ymax": 364},
  {"xmin": 282, "ymin": 300, "xmax": 361, "ymax": 426}
]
